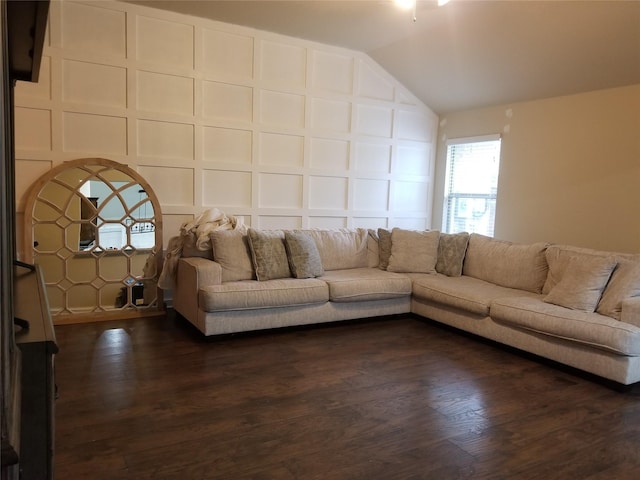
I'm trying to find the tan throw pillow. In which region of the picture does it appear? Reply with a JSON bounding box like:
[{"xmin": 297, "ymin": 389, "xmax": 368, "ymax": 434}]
[
  {"xmin": 596, "ymin": 259, "xmax": 640, "ymax": 320},
  {"xmin": 210, "ymin": 230, "xmax": 255, "ymax": 282},
  {"xmin": 544, "ymin": 255, "xmax": 616, "ymax": 312},
  {"xmin": 387, "ymin": 228, "xmax": 440, "ymax": 274},
  {"xmin": 436, "ymin": 232, "xmax": 469, "ymax": 277},
  {"xmin": 247, "ymin": 229, "xmax": 290, "ymax": 281},
  {"xmin": 377, "ymin": 228, "xmax": 392, "ymax": 270},
  {"xmin": 284, "ymin": 231, "xmax": 324, "ymax": 278}
]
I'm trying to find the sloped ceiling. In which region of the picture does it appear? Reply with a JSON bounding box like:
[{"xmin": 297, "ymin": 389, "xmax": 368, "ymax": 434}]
[{"xmin": 125, "ymin": 0, "xmax": 640, "ymax": 114}]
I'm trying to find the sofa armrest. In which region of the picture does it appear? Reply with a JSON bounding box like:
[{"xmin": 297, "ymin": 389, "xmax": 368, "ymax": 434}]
[
  {"xmin": 174, "ymin": 257, "xmax": 222, "ymax": 323},
  {"xmin": 620, "ymin": 297, "xmax": 640, "ymax": 328}
]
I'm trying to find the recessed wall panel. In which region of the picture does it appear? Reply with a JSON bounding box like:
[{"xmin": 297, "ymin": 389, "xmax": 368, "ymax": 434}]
[
  {"xmin": 260, "ymin": 91, "xmax": 305, "ymax": 129},
  {"xmin": 137, "ymin": 120, "xmax": 194, "ymax": 160},
  {"xmin": 394, "ymin": 218, "xmax": 428, "ymax": 230},
  {"xmin": 354, "ymin": 179, "xmax": 389, "ymax": 211},
  {"xmin": 309, "ymin": 217, "xmax": 347, "ymax": 229},
  {"xmin": 310, "ymin": 138, "xmax": 349, "ymax": 171},
  {"xmin": 309, "ymin": 176, "xmax": 348, "ymax": 210},
  {"xmin": 203, "ymin": 81, "xmax": 253, "ymax": 122},
  {"xmin": 260, "ymin": 41, "xmax": 306, "ymax": 89},
  {"xmin": 15, "ymin": 56, "xmax": 51, "ymax": 100},
  {"xmin": 357, "ymin": 61, "xmax": 394, "ymax": 101},
  {"xmin": 312, "ymin": 51, "xmax": 353, "ymax": 94},
  {"xmin": 354, "ymin": 142, "xmax": 391, "ymax": 173},
  {"xmin": 356, "ymin": 105, "xmax": 392, "ymax": 138},
  {"xmin": 353, "ymin": 217, "xmax": 387, "ymax": 229},
  {"xmin": 203, "ymin": 127, "xmax": 252, "ymax": 164},
  {"xmin": 258, "ymin": 216, "xmax": 301, "ymax": 230},
  {"xmin": 136, "ymin": 16, "xmax": 194, "ymax": 69},
  {"xmin": 202, "ymin": 170, "xmax": 252, "ymax": 208},
  {"xmin": 15, "ymin": 108, "xmax": 51, "ymax": 151},
  {"xmin": 395, "ymin": 110, "xmax": 433, "ymax": 141},
  {"xmin": 137, "ymin": 71, "xmax": 194, "ymax": 116},
  {"xmin": 162, "ymin": 214, "xmax": 194, "ymax": 246},
  {"xmin": 63, "ymin": 112, "xmax": 127, "ymax": 155},
  {"xmin": 138, "ymin": 166, "xmax": 193, "ymax": 206},
  {"xmin": 259, "ymin": 174, "xmax": 303, "ymax": 208},
  {"xmin": 259, "ymin": 133, "xmax": 304, "ymax": 168},
  {"xmin": 396, "ymin": 145, "xmax": 431, "ymax": 176},
  {"xmin": 62, "ymin": 2, "xmax": 126, "ymax": 58},
  {"xmin": 202, "ymin": 29, "xmax": 254, "ymax": 79},
  {"xmin": 310, "ymin": 98, "xmax": 351, "ymax": 133},
  {"xmin": 63, "ymin": 60, "xmax": 126, "ymax": 108},
  {"xmin": 393, "ymin": 180, "xmax": 429, "ymax": 213}
]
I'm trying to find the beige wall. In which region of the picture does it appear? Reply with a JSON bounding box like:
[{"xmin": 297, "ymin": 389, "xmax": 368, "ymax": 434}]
[
  {"xmin": 14, "ymin": 0, "xmax": 437, "ymax": 259},
  {"xmin": 434, "ymin": 84, "xmax": 640, "ymax": 253}
]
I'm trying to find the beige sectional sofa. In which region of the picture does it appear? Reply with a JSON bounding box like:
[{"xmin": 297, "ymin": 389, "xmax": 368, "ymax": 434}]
[{"xmin": 172, "ymin": 227, "xmax": 640, "ymax": 386}]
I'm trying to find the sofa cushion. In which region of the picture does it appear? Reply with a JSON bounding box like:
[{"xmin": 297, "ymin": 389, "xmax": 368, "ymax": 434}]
[
  {"xmin": 411, "ymin": 273, "xmax": 539, "ymax": 316},
  {"xmin": 597, "ymin": 259, "xmax": 640, "ymax": 320},
  {"xmin": 303, "ymin": 228, "xmax": 369, "ymax": 271},
  {"xmin": 284, "ymin": 231, "xmax": 324, "ymax": 278},
  {"xmin": 491, "ymin": 296, "xmax": 640, "ymax": 356},
  {"xmin": 199, "ymin": 278, "xmax": 329, "ymax": 312},
  {"xmin": 320, "ymin": 268, "xmax": 412, "ymax": 302},
  {"xmin": 463, "ymin": 234, "xmax": 548, "ymax": 294},
  {"xmin": 436, "ymin": 232, "xmax": 469, "ymax": 277},
  {"xmin": 388, "ymin": 228, "xmax": 440, "ymax": 274},
  {"xmin": 543, "ymin": 255, "xmax": 616, "ymax": 312},
  {"xmin": 210, "ymin": 230, "xmax": 255, "ymax": 282},
  {"xmin": 367, "ymin": 229, "xmax": 380, "ymax": 268},
  {"xmin": 377, "ymin": 228, "xmax": 392, "ymax": 270},
  {"xmin": 247, "ymin": 229, "xmax": 290, "ymax": 281}
]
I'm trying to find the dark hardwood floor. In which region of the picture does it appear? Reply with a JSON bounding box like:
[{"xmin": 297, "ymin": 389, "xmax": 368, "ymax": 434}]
[{"xmin": 53, "ymin": 312, "xmax": 640, "ymax": 480}]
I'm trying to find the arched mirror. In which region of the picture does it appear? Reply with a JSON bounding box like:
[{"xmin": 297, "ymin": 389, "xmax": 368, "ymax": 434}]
[{"xmin": 23, "ymin": 158, "xmax": 163, "ymax": 324}]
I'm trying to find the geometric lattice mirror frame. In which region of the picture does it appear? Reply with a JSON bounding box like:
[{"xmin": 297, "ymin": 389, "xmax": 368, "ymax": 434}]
[{"xmin": 23, "ymin": 158, "xmax": 163, "ymax": 324}]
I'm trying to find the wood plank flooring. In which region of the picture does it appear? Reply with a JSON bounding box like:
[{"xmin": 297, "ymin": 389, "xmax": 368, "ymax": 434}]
[{"xmin": 53, "ymin": 312, "xmax": 640, "ymax": 480}]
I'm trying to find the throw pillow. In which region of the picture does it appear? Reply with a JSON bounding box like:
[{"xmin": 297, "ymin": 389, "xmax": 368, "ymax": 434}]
[
  {"xmin": 544, "ymin": 255, "xmax": 617, "ymax": 312},
  {"xmin": 387, "ymin": 228, "xmax": 440, "ymax": 274},
  {"xmin": 377, "ymin": 228, "xmax": 392, "ymax": 270},
  {"xmin": 436, "ymin": 232, "xmax": 469, "ymax": 277},
  {"xmin": 247, "ymin": 229, "xmax": 291, "ymax": 281},
  {"xmin": 596, "ymin": 259, "xmax": 640, "ymax": 320},
  {"xmin": 210, "ymin": 229, "xmax": 255, "ymax": 282},
  {"xmin": 284, "ymin": 231, "xmax": 324, "ymax": 279}
]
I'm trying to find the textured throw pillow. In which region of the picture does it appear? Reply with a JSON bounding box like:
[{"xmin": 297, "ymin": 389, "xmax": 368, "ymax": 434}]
[
  {"xmin": 377, "ymin": 228, "xmax": 392, "ymax": 270},
  {"xmin": 284, "ymin": 231, "xmax": 324, "ymax": 278},
  {"xmin": 596, "ymin": 259, "xmax": 640, "ymax": 320},
  {"xmin": 210, "ymin": 230, "xmax": 255, "ymax": 282},
  {"xmin": 544, "ymin": 255, "xmax": 617, "ymax": 312},
  {"xmin": 387, "ymin": 228, "xmax": 440, "ymax": 274},
  {"xmin": 436, "ymin": 232, "xmax": 469, "ymax": 277},
  {"xmin": 247, "ymin": 229, "xmax": 290, "ymax": 281}
]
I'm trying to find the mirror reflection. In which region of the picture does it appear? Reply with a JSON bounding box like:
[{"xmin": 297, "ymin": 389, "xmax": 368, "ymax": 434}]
[{"xmin": 24, "ymin": 158, "xmax": 163, "ymax": 322}]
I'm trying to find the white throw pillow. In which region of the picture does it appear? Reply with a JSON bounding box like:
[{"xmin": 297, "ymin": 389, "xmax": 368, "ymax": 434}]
[{"xmin": 596, "ymin": 259, "xmax": 640, "ymax": 320}]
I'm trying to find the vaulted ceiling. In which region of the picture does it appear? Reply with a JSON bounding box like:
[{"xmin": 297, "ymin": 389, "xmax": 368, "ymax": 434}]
[{"xmin": 126, "ymin": 0, "xmax": 640, "ymax": 114}]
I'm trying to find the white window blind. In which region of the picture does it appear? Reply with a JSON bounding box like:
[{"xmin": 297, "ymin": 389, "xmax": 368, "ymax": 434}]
[{"xmin": 443, "ymin": 135, "xmax": 501, "ymax": 236}]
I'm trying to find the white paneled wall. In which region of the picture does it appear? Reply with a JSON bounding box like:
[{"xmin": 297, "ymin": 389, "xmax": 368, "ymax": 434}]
[{"xmin": 14, "ymin": 0, "xmax": 438, "ymax": 253}]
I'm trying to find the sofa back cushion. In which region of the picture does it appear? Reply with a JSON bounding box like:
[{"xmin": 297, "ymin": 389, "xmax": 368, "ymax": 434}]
[
  {"xmin": 463, "ymin": 234, "xmax": 548, "ymax": 294},
  {"xmin": 210, "ymin": 230, "xmax": 255, "ymax": 282},
  {"xmin": 302, "ymin": 228, "xmax": 369, "ymax": 271}
]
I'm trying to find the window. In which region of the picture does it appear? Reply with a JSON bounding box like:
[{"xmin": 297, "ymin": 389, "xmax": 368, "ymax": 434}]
[{"xmin": 443, "ymin": 135, "xmax": 501, "ymax": 236}]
